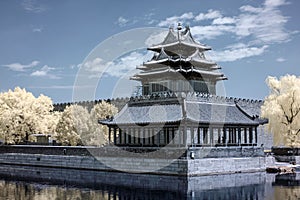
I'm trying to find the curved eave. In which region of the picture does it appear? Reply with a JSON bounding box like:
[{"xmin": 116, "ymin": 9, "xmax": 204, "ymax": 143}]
[
  {"xmin": 132, "ymin": 68, "xmax": 226, "ymax": 80},
  {"xmin": 148, "ymin": 42, "xmax": 211, "ymax": 53},
  {"xmin": 99, "ymin": 120, "xmax": 181, "ymax": 126},
  {"xmin": 185, "ymin": 118, "xmax": 260, "ymax": 126},
  {"xmin": 140, "ymin": 59, "xmax": 219, "ymax": 71}
]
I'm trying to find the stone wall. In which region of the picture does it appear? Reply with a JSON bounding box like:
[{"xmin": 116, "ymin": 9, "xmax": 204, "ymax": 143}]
[
  {"xmin": 0, "ymin": 146, "xmax": 266, "ymax": 176},
  {"xmin": 187, "ymin": 157, "xmax": 265, "ymax": 176},
  {"xmin": 0, "ymin": 152, "xmax": 265, "ymax": 176},
  {"xmin": 0, "ymin": 145, "xmax": 264, "ymax": 158}
]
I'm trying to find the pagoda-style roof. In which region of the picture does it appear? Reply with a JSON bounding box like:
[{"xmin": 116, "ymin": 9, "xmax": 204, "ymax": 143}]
[
  {"xmin": 138, "ymin": 49, "xmax": 220, "ymax": 71},
  {"xmin": 131, "ymin": 67, "xmax": 227, "ymax": 81},
  {"xmin": 100, "ymin": 94, "xmax": 261, "ymax": 126},
  {"xmin": 148, "ymin": 25, "xmax": 211, "ymax": 56},
  {"xmin": 131, "ymin": 23, "xmax": 227, "ymax": 90}
]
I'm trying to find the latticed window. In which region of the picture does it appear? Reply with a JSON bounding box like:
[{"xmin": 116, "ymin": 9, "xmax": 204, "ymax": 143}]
[{"xmin": 193, "ymin": 80, "xmax": 209, "ymax": 93}]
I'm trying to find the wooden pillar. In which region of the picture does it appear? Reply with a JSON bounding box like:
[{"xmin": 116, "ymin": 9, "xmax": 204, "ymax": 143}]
[
  {"xmin": 137, "ymin": 128, "xmax": 141, "ymax": 145},
  {"xmin": 238, "ymin": 127, "xmax": 241, "ymax": 145},
  {"xmin": 165, "ymin": 128, "xmax": 168, "ymax": 145},
  {"xmin": 249, "ymin": 127, "xmax": 253, "ymax": 144},
  {"xmin": 244, "ymin": 127, "xmax": 247, "ymax": 144},
  {"xmin": 142, "ymin": 128, "xmax": 145, "ymax": 146},
  {"xmin": 191, "ymin": 127, "xmax": 195, "ymax": 145},
  {"xmin": 209, "ymin": 127, "xmax": 213, "ymax": 146},
  {"xmin": 124, "ymin": 128, "xmax": 128, "ymax": 145},
  {"xmin": 118, "ymin": 128, "xmax": 122, "ymax": 145},
  {"xmin": 171, "ymin": 127, "xmax": 175, "ymax": 145},
  {"xmin": 197, "ymin": 127, "xmax": 201, "ymax": 145},
  {"xmin": 113, "ymin": 127, "xmax": 117, "ymax": 144},
  {"xmin": 128, "ymin": 127, "xmax": 132, "ymax": 144},
  {"xmin": 108, "ymin": 127, "xmax": 111, "ymax": 145},
  {"xmin": 203, "ymin": 128, "xmax": 207, "ymax": 145},
  {"xmin": 255, "ymin": 127, "xmax": 258, "ymax": 145},
  {"xmin": 224, "ymin": 127, "xmax": 228, "ymax": 146},
  {"xmin": 217, "ymin": 128, "xmax": 221, "ymax": 144},
  {"xmin": 233, "ymin": 128, "xmax": 236, "ymax": 144}
]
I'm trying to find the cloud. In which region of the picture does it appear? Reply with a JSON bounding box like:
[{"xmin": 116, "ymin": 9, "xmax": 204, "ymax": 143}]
[
  {"xmin": 264, "ymin": 0, "xmax": 289, "ymax": 8},
  {"xmin": 191, "ymin": 25, "xmax": 235, "ymax": 40},
  {"xmin": 158, "ymin": 12, "xmax": 194, "ymax": 27},
  {"xmin": 30, "ymin": 65, "xmax": 59, "ymax": 79},
  {"xmin": 235, "ymin": 0, "xmax": 290, "ymax": 44},
  {"xmin": 32, "ymin": 28, "xmax": 42, "ymax": 32},
  {"xmin": 21, "ymin": 0, "xmax": 46, "ymax": 13},
  {"xmin": 154, "ymin": 0, "xmax": 293, "ymax": 62},
  {"xmin": 80, "ymin": 51, "xmax": 152, "ymax": 78},
  {"xmin": 28, "ymin": 85, "xmax": 94, "ymax": 90},
  {"xmin": 117, "ymin": 16, "xmax": 129, "ymax": 27},
  {"xmin": 210, "ymin": 44, "xmax": 269, "ymax": 62},
  {"xmin": 276, "ymin": 57, "xmax": 286, "ymax": 62},
  {"xmin": 2, "ymin": 60, "xmax": 39, "ymax": 71},
  {"xmin": 212, "ymin": 17, "xmax": 236, "ymax": 25},
  {"xmin": 194, "ymin": 9, "xmax": 222, "ymax": 21}
]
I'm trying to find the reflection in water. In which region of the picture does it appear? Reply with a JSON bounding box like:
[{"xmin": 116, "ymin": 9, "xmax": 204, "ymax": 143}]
[
  {"xmin": 273, "ymin": 173, "xmax": 300, "ymax": 200},
  {"xmin": 0, "ymin": 181, "xmax": 112, "ymax": 200},
  {"xmin": 0, "ymin": 165, "xmax": 300, "ymax": 199}
]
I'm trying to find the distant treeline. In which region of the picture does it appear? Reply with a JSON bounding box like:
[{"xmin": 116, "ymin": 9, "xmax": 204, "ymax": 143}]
[{"xmin": 53, "ymin": 97, "xmax": 130, "ymax": 112}]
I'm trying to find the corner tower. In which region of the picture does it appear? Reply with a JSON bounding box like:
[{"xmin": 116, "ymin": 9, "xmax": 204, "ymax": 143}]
[{"xmin": 131, "ymin": 23, "xmax": 227, "ymax": 95}]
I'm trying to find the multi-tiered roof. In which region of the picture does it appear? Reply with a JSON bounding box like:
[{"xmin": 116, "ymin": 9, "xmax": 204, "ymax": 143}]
[{"xmin": 131, "ymin": 23, "xmax": 227, "ymax": 95}]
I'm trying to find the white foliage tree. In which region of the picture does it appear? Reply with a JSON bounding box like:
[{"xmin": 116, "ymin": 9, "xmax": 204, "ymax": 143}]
[
  {"xmin": 54, "ymin": 101, "xmax": 117, "ymax": 146},
  {"xmin": 55, "ymin": 104, "xmax": 90, "ymax": 146},
  {"xmin": 87, "ymin": 101, "xmax": 118, "ymax": 146},
  {"xmin": 0, "ymin": 87, "xmax": 59, "ymax": 144},
  {"xmin": 261, "ymin": 75, "xmax": 300, "ymax": 147}
]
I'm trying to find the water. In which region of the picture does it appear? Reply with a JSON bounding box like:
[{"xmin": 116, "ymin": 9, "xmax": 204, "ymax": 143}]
[{"xmin": 0, "ymin": 164, "xmax": 299, "ymax": 200}]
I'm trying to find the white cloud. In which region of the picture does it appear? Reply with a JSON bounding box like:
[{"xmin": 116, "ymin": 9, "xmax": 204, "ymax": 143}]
[
  {"xmin": 28, "ymin": 85, "xmax": 94, "ymax": 90},
  {"xmin": 276, "ymin": 57, "xmax": 286, "ymax": 62},
  {"xmin": 2, "ymin": 60, "xmax": 39, "ymax": 71},
  {"xmin": 194, "ymin": 9, "xmax": 222, "ymax": 21},
  {"xmin": 21, "ymin": 0, "xmax": 46, "ymax": 13},
  {"xmin": 157, "ymin": 0, "xmax": 291, "ymax": 45},
  {"xmin": 210, "ymin": 45, "xmax": 269, "ymax": 62},
  {"xmin": 264, "ymin": 0, "xmax": 289, "ymax": 8},
  {"xmin": 235, "ymin": 0, "xmax": 290, "ymax": 44},
  {"xmin": 80, "ymin": 51, "xmax": 152, "ymax": 78},
  {"xmin": 154, "ymin": 0, "xmax": 293, "ymax": 62},
  {"xmin": 158, "ymin": 12, "xmax": 194, "ymax": 27},
  {"xmin": 30, "ymin": 65, "xmax": 59, "ymax": 79},
  {"xmin": 32, "ymin": 28, "xmax": 42, "ymax": 32},
  {"xmin": 212, "ymin": 17, "xmax": 236, "ymax": 25},
  {"xmin": 191, "ymin": 25, "xmax": 235, "ymax": 40},
  {"xmin": 117, "ymin": 16, "xmax": 129, "ymax": 27}
]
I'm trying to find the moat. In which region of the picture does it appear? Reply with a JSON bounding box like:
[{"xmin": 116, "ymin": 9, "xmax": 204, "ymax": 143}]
[{"xmin": 0, "ymin": 164, "xmax": 299, "ymax": 199}]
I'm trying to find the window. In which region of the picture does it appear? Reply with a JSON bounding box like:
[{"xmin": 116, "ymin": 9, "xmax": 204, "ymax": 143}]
[
  {"xmin": 151, "ymin": 82, "xmax": 168, "ymax": 93},
  {"xmin": 193, "ymin": 80, "xmax": 209, "ymax": 93},
  {"xmin": 143, "ymin": 85, "xmax": 149, "ymax": 95}
]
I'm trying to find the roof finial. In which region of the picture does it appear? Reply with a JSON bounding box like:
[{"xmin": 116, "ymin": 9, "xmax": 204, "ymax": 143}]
[{"xmin": 177, "ymin": 22, "xmax": 182, "ymax": 31}]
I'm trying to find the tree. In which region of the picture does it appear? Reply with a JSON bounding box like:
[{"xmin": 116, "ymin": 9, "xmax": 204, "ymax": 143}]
[
  {"xmin": 54, "ymin": 101, "xmax": 118, "ymax": 146},
  {"xmin": 0, "ymin": 87, "xmax": 59, "ymax": 144},
  {"xmin": 261, "ymin": 75, "xmax": 300, "ymax": 147},
  {"xmin": 87, "ymin": 101, "xmax": 118, "ymax": 146},
  {"xmin": 55, "ymin": 104, "xmax": 90, "ymax": 146}
]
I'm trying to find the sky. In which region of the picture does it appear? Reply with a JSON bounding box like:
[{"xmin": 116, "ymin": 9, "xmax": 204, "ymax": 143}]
[{"xmin": 0, "ymin": 0, "xmax": 299, "ymax": 103}]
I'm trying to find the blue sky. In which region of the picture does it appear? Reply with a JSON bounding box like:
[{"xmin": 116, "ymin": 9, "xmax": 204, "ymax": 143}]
[{"xmin": 0, "ymin": 0, "xmax": 299, "ymax": 103}]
